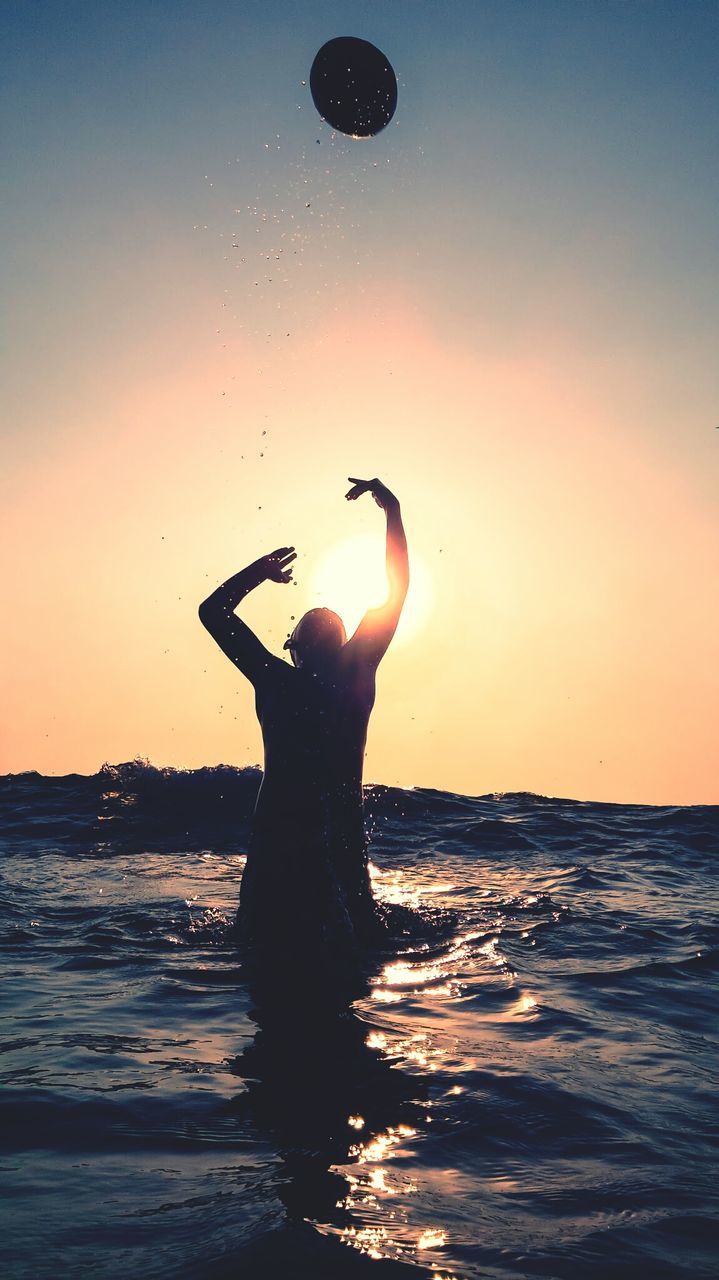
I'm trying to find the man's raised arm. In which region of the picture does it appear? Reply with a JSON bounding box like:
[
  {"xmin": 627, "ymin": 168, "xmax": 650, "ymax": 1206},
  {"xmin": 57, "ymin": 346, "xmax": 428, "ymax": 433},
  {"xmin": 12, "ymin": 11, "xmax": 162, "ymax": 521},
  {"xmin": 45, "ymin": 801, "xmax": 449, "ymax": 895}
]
[
  {"xmin": 344, "ymin": 478, "xmax": 409, "ymax": 666},
  {"xmin": 199, "ymin": 548, "xmax": 296, "ymax": 685}
]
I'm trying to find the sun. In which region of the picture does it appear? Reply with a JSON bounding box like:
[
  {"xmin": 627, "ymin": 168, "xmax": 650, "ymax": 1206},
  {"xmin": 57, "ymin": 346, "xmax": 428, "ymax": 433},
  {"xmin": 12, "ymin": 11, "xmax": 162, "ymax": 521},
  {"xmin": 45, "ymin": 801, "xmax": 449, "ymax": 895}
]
[{"xmin": 307, "ymin": 535, "xmax": 432, "ymax": 645}]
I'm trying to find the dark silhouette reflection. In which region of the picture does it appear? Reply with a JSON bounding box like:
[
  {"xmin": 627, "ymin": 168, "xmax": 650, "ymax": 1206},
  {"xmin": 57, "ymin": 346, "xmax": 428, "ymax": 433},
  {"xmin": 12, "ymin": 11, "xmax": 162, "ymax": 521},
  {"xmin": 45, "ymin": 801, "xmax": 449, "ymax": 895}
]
[{"xmin": 224, "ymin": 969, "xmax": 431, "ymax": 1276}]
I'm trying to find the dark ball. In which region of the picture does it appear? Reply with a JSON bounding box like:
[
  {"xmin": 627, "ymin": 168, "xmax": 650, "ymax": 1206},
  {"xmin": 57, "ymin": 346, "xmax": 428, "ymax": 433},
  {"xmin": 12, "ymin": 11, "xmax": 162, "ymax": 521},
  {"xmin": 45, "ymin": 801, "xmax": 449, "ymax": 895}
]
[{"xmin": 309, "ymin": 36, "xmax": 397, "ymax": 138}]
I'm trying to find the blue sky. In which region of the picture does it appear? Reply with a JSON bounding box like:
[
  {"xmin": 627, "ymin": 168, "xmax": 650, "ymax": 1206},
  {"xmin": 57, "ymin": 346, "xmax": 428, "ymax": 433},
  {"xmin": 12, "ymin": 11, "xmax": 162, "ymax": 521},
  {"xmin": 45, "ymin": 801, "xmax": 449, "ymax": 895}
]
[{"xmin": 4, "ymin": 1, "xmax": 718, "ymax": 461}]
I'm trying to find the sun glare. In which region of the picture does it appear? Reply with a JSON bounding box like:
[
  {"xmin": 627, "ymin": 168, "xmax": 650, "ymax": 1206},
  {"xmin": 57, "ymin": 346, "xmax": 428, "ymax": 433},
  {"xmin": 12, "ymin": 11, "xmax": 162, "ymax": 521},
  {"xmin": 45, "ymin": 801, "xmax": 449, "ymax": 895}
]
[{"xmin": 307, "ymin": 535, "xmax": 432, "ymax": 644}]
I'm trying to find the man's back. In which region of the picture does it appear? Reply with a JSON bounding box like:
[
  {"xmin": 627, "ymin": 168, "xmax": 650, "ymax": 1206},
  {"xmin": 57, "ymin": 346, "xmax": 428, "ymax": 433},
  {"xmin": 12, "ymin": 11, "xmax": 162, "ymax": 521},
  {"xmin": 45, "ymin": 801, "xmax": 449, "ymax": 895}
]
[{"xmin": 253, "ymin": 651, "xmax": 376, "ymax": 827}]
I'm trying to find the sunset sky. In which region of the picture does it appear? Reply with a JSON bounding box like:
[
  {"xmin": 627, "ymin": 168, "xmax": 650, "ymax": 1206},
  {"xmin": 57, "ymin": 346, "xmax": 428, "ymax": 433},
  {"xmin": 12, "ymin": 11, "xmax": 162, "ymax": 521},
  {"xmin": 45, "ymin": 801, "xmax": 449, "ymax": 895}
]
[{"xmin": 3, "ymin": 0, "xmax": 718, "ymax": 803}]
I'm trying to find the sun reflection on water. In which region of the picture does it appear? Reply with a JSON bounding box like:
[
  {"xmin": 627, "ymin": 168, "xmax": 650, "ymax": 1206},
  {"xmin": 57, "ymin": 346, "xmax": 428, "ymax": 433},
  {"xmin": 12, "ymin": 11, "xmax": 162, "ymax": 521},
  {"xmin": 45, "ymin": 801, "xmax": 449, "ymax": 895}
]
[
  {"xmin": 318, "ymin": 852, "xmax": 544, "ymax": 1273},
  {"xmin": 417, "ymin": 1228, "xmax": 447, "ymax": 1249},
  {"xmin": 365, "ymin": 1030, "xmax": 387, "ymax": 1050},
  {"xmin": 349, "ymin": 1122, "xmax": 418, "ymax": 1164}
]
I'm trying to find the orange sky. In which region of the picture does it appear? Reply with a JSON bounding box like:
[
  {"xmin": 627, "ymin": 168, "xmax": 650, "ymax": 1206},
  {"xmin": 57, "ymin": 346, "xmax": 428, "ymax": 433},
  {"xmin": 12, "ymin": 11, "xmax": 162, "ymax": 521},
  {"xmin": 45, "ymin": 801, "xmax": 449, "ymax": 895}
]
[{"xmin": 3, "ymin": 279, "xmax": 717, "ymax": 803}]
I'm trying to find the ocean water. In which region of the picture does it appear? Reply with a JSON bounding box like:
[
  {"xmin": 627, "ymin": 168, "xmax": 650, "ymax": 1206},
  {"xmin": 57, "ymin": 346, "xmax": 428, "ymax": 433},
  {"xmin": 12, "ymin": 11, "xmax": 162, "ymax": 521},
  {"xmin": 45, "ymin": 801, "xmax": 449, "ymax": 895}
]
[{"xmin": 1, "ymin": 762, "xmax": 717, "ymax": 1280}]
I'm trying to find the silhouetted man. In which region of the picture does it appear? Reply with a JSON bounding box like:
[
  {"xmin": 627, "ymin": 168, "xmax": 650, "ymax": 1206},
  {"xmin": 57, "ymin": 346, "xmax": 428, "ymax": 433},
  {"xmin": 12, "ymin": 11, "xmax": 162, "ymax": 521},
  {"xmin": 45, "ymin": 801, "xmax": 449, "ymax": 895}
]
[{"xmin": 199, "ymin": 478, "xmax": 409, "ymax": 966}]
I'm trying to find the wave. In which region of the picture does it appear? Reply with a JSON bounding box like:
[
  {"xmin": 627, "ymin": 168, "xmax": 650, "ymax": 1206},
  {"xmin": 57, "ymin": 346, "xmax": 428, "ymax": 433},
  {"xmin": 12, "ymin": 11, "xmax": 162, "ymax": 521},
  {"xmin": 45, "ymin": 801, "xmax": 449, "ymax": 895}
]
[{"xmin": 1, "ymin": 761, "xmax": 717, "ymax": 864}]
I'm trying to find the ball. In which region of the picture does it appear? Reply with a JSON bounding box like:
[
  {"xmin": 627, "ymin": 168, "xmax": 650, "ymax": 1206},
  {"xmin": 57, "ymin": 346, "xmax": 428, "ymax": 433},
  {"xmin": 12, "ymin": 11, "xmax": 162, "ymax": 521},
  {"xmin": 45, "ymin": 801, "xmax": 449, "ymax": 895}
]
[{"xmin": 309, "ymin": 36, "xmax": 397, "ymax": 138}]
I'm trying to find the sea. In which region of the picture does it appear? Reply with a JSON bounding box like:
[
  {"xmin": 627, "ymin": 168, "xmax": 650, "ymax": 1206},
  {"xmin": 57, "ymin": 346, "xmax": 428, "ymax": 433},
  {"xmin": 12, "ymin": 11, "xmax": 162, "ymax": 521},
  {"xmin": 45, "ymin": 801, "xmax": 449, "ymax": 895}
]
[{"xmin": 1, "ymin": 761, "xmax": 717, "ymax": 1279}]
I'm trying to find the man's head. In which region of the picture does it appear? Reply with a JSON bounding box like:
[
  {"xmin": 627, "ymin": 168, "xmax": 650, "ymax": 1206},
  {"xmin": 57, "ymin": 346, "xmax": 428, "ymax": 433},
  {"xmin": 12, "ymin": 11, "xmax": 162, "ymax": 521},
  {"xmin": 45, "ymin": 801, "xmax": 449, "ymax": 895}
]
[{"xmin": 283, "ymin": 608, "xmax": 347, "ymax": 670}]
